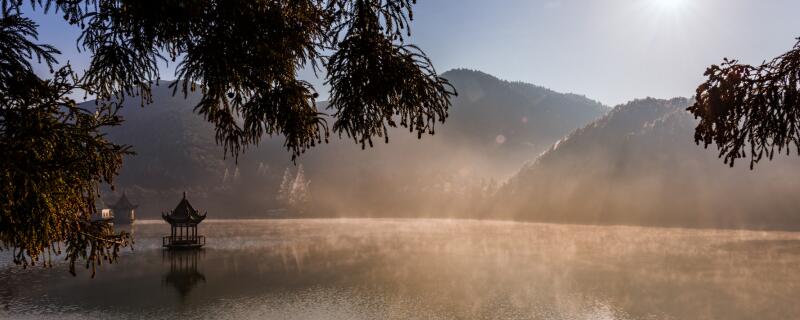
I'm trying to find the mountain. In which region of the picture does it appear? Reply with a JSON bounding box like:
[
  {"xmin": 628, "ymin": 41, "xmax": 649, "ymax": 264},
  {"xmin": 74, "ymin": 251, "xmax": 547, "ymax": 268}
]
[
  {"xmin": 439, "ymin": 69, "xmax": 608, "ymax": 170},
  {"xmin": 499, "ymin": 98, "xmax": 800, "ymax": 230},
  {"xmin": 97, "ymin": 70, "xmax": 609, "ymax": 218}
]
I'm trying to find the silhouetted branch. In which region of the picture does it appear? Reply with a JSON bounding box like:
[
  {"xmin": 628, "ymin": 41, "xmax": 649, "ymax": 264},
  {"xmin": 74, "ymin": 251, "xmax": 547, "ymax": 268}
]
[{"xmin": 689, "ymin": 38, "xmax": 800, "ymax": 169}]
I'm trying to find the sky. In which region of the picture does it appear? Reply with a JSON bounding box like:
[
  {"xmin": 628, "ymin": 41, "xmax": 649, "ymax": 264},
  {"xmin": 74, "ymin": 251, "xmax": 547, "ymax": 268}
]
[{"xmin": 24, "ymin": 0, "xmax": 800, "ymax": 106}]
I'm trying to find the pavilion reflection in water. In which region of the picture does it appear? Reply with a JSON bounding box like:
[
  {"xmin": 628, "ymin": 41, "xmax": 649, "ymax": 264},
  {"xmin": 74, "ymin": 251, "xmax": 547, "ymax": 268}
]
[{"xmin": 162, "ymin": 249, "xmax": 206, "ymax": 299}]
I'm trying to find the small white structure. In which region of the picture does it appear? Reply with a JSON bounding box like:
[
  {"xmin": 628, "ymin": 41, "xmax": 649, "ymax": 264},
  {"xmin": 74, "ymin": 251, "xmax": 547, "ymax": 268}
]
[{"xmin": 92, "ymin": 198, "xmax": 114, "ymax": 222}]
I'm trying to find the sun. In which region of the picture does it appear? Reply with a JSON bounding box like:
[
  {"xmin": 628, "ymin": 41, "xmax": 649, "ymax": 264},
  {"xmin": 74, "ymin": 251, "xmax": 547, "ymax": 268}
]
[{"xmin": 651, "ymin": 0, "xmax": 687, "ymax": 11}]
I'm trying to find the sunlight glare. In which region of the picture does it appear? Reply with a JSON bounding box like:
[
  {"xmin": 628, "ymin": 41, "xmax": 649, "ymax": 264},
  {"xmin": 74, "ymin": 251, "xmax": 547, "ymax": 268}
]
[{"xmin": 651, "ymin": 0, "xmax": 687, "ymax": 11}]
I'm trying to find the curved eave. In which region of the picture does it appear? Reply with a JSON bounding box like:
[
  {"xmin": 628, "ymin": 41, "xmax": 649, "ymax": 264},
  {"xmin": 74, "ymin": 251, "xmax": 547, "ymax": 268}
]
[
  {"xmin": 193, "ymin": 212, "xmax": 207, "ymax": 223},
  {"xmin": 162, "ymin": 211, "xmax": 207, "ymax": 224}
]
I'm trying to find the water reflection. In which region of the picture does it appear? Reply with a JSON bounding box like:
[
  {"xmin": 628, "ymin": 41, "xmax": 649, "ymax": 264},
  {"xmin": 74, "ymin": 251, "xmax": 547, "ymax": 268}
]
[
  {"xmin": 1, "ymin": 219, "xmax": 800, "ymax": 319},
  {"xmin": 114, "ymin": 222, "xmax": 136, "ymax": 239},
  {"xmin": 162, "ymin": 250, "xmax": 206, "ymax": 299}
]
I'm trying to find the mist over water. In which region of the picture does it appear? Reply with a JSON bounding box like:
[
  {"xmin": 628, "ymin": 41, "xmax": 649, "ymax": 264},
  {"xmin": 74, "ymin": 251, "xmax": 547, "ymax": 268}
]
[
  {"xmin": 3, "ymin": 219, "xmax": 800, "ymax": 320},
  {"xmin": 6, "ymin": 1, "xmax": 800, "ymax": 319},
  {"xmin": 11, "ymin": 74, "xmax": 798, "ymax": 320}
]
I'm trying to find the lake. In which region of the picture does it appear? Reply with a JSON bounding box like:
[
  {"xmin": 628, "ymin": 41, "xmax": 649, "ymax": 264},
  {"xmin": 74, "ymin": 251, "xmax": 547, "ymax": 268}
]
[{"xmin": 1, "ymin": 219, "xmax": 800, "ymax": 319}]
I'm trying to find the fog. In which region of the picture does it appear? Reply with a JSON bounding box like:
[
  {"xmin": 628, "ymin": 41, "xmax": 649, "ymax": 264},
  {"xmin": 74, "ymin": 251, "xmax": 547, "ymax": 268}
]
[
  {"xmin": 3, "ymin": 220, "xmax": 800, "ymax": 319},
  {"xmin": 93, "ymin": 71, "xmax": 800, "ymax": 232},
  {"xmin": 101, "ymin": 70, "xmax": 605, "ymax": 221},
  {"xmin": 499, "ymin": 98, "xmax": 800, "ymax": 230}
]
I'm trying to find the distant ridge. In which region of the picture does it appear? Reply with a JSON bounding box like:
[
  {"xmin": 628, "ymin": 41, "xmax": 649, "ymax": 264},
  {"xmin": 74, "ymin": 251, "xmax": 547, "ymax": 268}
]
[
  {"xmin": 440, "ymin": 69, "xmax": 608, "ymax": 161},
  {"xmin": 500, "ymin": 97, "xmax": 800, "ymax": 230},
  {"xmin": 97, "ymin": 69, "xmax": 609, "ymax": 219}
]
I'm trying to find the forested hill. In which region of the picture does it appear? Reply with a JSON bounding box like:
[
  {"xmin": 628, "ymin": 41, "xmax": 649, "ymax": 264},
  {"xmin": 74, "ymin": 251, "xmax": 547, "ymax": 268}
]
[
  {"xmin": 97, "ymin": 70, "xmax": 609, "ymax": 218},
  {"xmin": 440, "ymin": 69, "xmax": 608, "ymax": 163},
  {"xmin": 498, "ymin": 98, "xmax": 800, "ymax": 230}
]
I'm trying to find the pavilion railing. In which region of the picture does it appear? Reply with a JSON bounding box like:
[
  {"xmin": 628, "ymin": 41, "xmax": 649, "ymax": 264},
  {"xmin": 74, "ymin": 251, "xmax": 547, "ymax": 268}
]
[{"xmin": 163, "ymin": 235, "xmax": 205, "ymax": 247}]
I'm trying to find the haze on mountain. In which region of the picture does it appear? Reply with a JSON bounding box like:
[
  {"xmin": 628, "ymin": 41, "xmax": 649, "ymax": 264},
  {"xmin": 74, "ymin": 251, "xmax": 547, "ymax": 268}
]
[
  {"xmin": 101, "ymin": 73, "xmax": 800, "ymax": 230},
  {"xmin": 499, "ymin": 98, "xmax": 800, "ymax": 230},
  {"xmin": 100, "ymin": 69, "xmax": 609, "ymax": 219}
]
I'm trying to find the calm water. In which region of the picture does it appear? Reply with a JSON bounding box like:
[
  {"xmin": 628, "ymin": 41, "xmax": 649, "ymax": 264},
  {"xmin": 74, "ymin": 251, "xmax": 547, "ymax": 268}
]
[{"xmin": 2, "ymin": 219, "xmax": 800, "ymax": 320}]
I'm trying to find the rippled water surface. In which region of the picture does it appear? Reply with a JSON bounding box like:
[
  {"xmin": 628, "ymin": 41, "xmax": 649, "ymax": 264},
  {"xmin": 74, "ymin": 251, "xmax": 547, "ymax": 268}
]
[{"xmin": 2, "ymin": 219, "xmax": 800, "ymax": 319}]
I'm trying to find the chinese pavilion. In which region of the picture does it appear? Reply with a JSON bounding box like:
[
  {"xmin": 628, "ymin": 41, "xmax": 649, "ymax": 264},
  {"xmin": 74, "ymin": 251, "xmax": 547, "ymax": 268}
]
[
  {"xmin": 109, "ymin": 192, "xmax": 137, "ymax": 225},
  {"xmin": 162, "ymin": 192, "xmax": 207, "ymax": 249}
]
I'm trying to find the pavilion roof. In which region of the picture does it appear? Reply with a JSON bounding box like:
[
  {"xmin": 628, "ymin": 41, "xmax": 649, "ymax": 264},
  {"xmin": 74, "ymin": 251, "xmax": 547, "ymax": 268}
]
[
  {"xmin": 109, "ymin": 192, "xmax": 138, "ymax": 210},
  {"xmin": 94, "ymin": 196, "xmax": 107, "ymax": 209},
  {"xmin": 162, "ymin": 192, "xmax": 207, "ymax": 224}
]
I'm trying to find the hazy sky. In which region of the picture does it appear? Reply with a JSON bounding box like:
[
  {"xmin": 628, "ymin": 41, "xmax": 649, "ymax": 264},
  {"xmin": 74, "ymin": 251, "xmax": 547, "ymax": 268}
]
[{"xmin": 25, "ymin": 0, "xmax": 800, "ymax": 106}]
